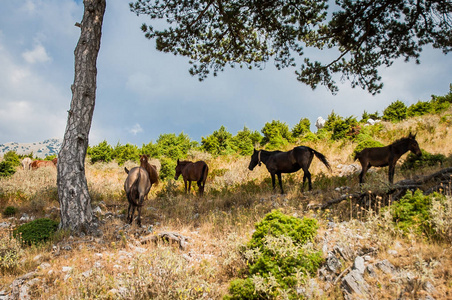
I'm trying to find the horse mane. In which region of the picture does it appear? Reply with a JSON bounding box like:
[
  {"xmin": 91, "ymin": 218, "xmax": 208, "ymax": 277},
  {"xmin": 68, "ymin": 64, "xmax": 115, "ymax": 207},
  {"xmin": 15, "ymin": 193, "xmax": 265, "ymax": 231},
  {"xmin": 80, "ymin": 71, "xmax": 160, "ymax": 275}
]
[
  {"xmin": 177, "ymin": 160, "xmax": 192, "ymax": 166},
  {"xmin": 140, "ymin": 155, "xmax": 159, "ymax": 186},
  {"xmin": 389, "ymin": 136, "xmax": 413, "ymax": 147}
]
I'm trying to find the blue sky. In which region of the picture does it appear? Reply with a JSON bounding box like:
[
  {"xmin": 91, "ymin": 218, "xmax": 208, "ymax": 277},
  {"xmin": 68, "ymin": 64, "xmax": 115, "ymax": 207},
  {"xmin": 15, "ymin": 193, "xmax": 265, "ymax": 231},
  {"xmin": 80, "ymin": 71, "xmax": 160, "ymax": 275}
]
[{"xmin": 1, "ymin": 0, "xmax": 451, "ymax": 146}]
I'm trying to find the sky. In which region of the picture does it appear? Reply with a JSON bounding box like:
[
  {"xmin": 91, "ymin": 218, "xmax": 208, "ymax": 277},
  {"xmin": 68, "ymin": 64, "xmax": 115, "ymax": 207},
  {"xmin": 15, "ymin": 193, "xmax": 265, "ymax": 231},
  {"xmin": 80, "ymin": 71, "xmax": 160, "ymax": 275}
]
[{"xmin": 1, "ymin": 0, "xmax": 451, "ymax": 146}]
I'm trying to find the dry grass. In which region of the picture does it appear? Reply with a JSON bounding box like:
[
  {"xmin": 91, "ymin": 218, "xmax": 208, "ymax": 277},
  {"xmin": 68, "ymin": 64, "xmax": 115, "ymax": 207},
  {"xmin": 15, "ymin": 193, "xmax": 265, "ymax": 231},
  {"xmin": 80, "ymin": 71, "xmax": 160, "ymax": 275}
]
[{"xmin": 1, "ymin": 109, "xmax": 452, "ymax": 298}]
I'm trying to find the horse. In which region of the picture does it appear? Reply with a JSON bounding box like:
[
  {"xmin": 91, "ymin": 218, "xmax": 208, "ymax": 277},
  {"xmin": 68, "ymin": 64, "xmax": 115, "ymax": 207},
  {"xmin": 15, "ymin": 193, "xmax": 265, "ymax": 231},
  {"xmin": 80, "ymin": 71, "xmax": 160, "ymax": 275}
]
[
  {"xmin": 21, "ymin": 157, "xmax": 32, "ymax": 170},
  {"xmin": 30, "ymin": 158, "xmax": 57, "ymax": 170},
  {"xmin": 354, "ymin": 132, "xmax": 422, "ymax": 184},
  {"xmin": 139, "ymin": 155, "xmax": 159, "ymax": 187},
  {"xmin": 174, "ymin": 159, "xmax": 209, "ymax": 196},
  {"xmin": 124, "ymin": 167, "xmax": 151, "ymax": 226},
  {"xmin": 248, "ymin": 146, "xmax": 331, "ymax": 194}
]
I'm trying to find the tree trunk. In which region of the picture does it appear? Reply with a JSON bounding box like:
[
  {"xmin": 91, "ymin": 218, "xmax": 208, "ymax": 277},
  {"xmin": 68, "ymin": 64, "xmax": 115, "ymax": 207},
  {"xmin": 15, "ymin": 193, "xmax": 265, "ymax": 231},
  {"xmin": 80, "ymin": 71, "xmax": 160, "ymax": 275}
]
[{"xmin": 57, "ymin": 0, "xmax": 106, "ymax": 235}]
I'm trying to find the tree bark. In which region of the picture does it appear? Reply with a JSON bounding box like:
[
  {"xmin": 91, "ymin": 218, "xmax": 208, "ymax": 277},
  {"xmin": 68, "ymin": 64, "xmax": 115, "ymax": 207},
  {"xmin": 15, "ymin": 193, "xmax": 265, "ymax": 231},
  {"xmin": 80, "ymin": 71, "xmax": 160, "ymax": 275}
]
[{"xmin": 57, "ymin": 0, "xmax": 106, "ymax": 235}]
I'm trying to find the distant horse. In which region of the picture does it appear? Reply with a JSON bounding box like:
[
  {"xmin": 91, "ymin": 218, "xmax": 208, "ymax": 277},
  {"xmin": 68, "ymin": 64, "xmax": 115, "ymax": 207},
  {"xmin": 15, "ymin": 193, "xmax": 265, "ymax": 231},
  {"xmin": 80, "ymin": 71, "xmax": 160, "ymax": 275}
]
[
  {"xmin": 174, "ymin": 159, "xmax": 209, "ymax": 196},
  {"xmin": 21, "ymin": 157, "xmax": 32, "ymax": 170},
  {"xmin": 124, "ymin": 167, "xmax": 151, "ymax": 226},
  {"xmin": 139, "ymin": 155, "xmax": 159, "ymax": 187},
  {"xmin": 248, "ymin": 146, "xmax": 331, "ymax": 194},
  {"xmin": 30, "ymin": 158, "xmax": 57, "ymax": 170},
  {"xmin": 354, "ymin": 132, "xmax": 422, "ymax": 184}
]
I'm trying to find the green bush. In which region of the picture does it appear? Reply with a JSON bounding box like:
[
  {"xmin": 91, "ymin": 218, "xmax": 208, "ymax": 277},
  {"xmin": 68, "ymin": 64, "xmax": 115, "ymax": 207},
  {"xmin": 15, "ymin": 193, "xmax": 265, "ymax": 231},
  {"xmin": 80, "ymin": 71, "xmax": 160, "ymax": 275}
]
[
  {"xmin": 230, "ymin": 127, "xmax": 262, "ymax": 156},
  {"xmin": 13, "ymin": 218, "xmax": 59, "ymax": 245},
  {"xmin": 113, "ymin": 143, "xmax": 140, "ymax": 165},
  {"xmin": 353, "ymin": 139, "xmax": 385, "ymax": 158},
  {"xmin": 331, "ymin": 116, "xmax": 358, "ymax": 140},
  {"xmin": 401, "ymin": 149, "xmax": 446, "ymax": 171},
  {"xmin": 202, "ymin": 126, "xmax": 234, "ymax": 155},
  {"xmin": 407, "ymin": 101, "xmax": 433, "ymax": 117},
  {"xmin": 159, "ymin": 157, "xmax": 176, "ymax": 180},
  {"xmin": 87, "ymin": 140, "xmax": 114, "ymax": 163},
  {"xmin": 261, "ymin": 120, "xmax": 293, "ymax": 150},
  {"xmin": 225, "ymin": 210, "xmax": 323, "ymax": 299},
  {"xmin": 0, "ymin": 161, "xmax": 16, "ymax": 177},
  {"xmin": 3, "ymin": 151, "xmax": 21, "ymax": 167},
  {"xmin": 389, "ymin": 190, "xmax": 442, "ymax": 237},
  {"xmin": 292, "ymin": 118, "xmax": 311, "ymax": 138},
  {"xmin": 3, "ymin": 206, "xmax": 18, "ymax": 217},
  {"xmin": 382, "ymin": 100, "xmax": 407, "ymax": 122}
]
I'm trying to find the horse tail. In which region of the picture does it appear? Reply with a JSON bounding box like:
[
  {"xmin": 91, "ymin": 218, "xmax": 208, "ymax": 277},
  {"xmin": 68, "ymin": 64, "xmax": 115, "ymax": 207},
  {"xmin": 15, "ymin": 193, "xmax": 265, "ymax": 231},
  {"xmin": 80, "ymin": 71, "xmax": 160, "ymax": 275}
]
[
  {"xmin": 310, "ymin": 148, "xmax": 332, "ymax": 172},
  {"xmin": 198, "ymin": 163, "xmax": 208, "ymax": 187},
  {"xmin": 125, "ymin": 167, "xmax": 129, "ymax": 174},
  {"xmin": 127, "ymin": 170, "xmax": 141, "ymax": 207}
]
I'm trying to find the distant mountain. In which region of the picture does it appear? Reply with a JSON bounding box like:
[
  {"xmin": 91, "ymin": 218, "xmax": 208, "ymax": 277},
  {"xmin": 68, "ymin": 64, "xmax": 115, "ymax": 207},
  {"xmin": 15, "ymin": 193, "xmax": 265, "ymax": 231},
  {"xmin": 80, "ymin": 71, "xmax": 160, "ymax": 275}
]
[{"xmin": 0, "ymin": 138, "xmax": 62, "ymax": 158}]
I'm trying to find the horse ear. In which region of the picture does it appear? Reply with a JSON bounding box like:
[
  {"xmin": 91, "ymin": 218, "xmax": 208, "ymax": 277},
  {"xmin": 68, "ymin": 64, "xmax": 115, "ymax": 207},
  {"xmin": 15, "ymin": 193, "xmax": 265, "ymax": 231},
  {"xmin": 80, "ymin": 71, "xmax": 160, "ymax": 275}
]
[{"xmin": 177, "ymin": 158, "xmax": 180, "ymax": 164}]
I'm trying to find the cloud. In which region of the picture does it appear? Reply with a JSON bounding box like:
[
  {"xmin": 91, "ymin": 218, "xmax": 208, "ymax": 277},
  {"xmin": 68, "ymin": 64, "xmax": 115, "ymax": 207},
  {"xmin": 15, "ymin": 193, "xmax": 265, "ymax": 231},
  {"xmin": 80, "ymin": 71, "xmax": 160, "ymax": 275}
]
[
  {"xmin": 22, "ymin": 44, "xmax": 51, "ymax": 64},
  {"xmin": 129, "ymin": 123, "xmax": 144, "ymax": 136}
]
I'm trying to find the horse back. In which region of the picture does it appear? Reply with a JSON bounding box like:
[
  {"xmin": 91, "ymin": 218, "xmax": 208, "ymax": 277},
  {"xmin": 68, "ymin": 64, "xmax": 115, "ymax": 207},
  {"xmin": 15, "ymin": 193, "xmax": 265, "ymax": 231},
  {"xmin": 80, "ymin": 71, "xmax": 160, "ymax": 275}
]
[
  {"xmin": 356, "ymin": 146, "xmax": 391, "ymax": 167},
  {"xmin": 183, "ymin": 161, "xmax": 208, "ymax": 181},
  {"xmin": 124, "ymin": 167, "xmax": 151, "ymax": 195}
]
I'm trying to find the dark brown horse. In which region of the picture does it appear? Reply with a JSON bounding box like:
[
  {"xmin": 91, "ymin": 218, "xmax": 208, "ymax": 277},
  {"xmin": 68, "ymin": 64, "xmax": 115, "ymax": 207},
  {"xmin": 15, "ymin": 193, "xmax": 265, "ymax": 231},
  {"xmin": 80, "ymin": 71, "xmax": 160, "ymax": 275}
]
[
  {"xmin": 124, "ymin": 167, "xmax": 151, "ymax": 226},
  {"xmin": 354, "ymin": 132, "xmax": 422, "ymax": 184},
  {"xmin": 249, "ymin": 146, "xmax": 331, "ymax": 194},
  {"xmin": 174, "ymin": 159, "xmax": 209, "ymax": 196},
  {"xmin": 139, "ymin": 155, "xmax": 159, "ymax": 187}
]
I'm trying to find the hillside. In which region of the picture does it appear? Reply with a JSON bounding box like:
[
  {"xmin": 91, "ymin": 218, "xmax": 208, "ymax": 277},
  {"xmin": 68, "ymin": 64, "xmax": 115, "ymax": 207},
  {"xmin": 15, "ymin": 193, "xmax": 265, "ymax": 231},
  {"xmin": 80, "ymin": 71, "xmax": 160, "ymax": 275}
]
[
  {"xmin": 1, "ymin": 107, "xmax": 452, "ymax": 299},
  {"xmin": 0, "ymin": 139, "xmax": 62, "ymax": 159}
]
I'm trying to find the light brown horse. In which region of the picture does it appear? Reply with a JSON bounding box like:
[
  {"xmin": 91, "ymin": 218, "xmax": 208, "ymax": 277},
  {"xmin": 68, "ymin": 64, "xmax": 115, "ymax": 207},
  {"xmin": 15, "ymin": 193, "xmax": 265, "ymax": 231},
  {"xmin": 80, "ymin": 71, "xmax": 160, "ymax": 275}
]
[
  {"xmin": 354, "ymin": 133, "xmax": 422, "ymax": 184},
  {"xmin": 30, "ymin": 158, "xmax": 58, "ymax": 170},
  {"xmin": 139, "ymin": 155, "xmax": 159, "ymax": 187},
  {"xmin": 174, "ymin": 159, "xmax": 209, "ymax": 196},
  {"xmin": 124, "ymin": 167, "xmax": 151, "ymax": 226},
  {"xmin": 21, "ymin": 157, "xmax": 32, "ymax": 170}
]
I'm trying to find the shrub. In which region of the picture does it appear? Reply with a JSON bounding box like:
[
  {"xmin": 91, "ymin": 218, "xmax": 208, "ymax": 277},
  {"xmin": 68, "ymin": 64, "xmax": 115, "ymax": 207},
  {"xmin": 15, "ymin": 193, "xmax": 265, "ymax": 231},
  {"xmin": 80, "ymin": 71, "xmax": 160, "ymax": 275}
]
[
  {"xmin": 3, "ymin": 151, "xmax": 21, "ymax": 167},
  {"xmin": 13, "ymin": 218, "xmax": 59, "ymax": 245},
  {"xmin": 225, "ymin": 210, "xmax": 323, "ymax": 299},
  {"xmin": 230, "ymin": 127, "xmax": 262, "ymax": 156},
  {"xmin": 261, "ymin": 120, "xmax": 293, "ymax": 150},
  {"xmin": 292, "ymin": 118, "xmax": 311, "ymax": 138},
  {"xmin": 382, "ymin": 100, "xmax": 407, "ymax": 122},
  {"xmin": 331, "ymin": 116, "xmax": 358, "ymax": 140},
  {"xmin": 148, "ymin": 133, "xmax": 196, "ymax": 160},
  {"xmin": 389, "ymin": 190, "xmax": 445, "ymax": 238},
  {"xmin": 87, "ymin": 140, "xmax": 114, "ymax": 163},
  {"xmin": 401, "ymin": 150, "xmax": 446, "ymax": 171},
  {"xmin": 159, "ymin": 157, "xmax": 176, "ymax": 180},
  {"xmin": 0, "ymin": 233, "xmax": 23, "ymax": 272},
  {"xmin": 353, "ymin": 139, "xmax": 385, "ymax": 158},
  {"xmin": 202, "ymin": 126, "xmax": 234, "ymax": 155},
  {"xmin": 407, "ymin": 101, "xmax": 433, "ymax": 117},
  {"xmin": 3, "ymin": 206, "xmax": 18, "ymax": 217},
  {"xmin": 0, "ymin": 161, "xmax": 16, "ymax": 177},
  {"xmin": 113, "ymin": 143, "xmax": 140, "ymax": 165}
]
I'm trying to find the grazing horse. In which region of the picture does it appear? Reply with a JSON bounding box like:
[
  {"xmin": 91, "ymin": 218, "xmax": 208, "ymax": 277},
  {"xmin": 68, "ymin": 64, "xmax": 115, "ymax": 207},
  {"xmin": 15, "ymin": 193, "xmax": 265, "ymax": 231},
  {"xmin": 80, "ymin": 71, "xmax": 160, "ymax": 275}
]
[
  {"xmin": 30, "ymin": 158, "xmax": 57, "ymax": 170},
  {"xmin": 354, "ymin": 132, "xmax": 422, "ymax": 184},
  {"xmin": 139, "ymin": 155, "xmax": 159, "ymax": 187},
  {"xmin": 21, "ymin": 157, "xmax": 32, "ymax": 170},
  {"xmin": 174, "ymin": 159, "xmax": 209, "ymax": 196},
  {"xmin": 248, "ymin": 146, "xmax": 331, "ymax": 194},
  {"xmin": 124, "ymin": 167, "xmax": 151, "ymax": 226}
]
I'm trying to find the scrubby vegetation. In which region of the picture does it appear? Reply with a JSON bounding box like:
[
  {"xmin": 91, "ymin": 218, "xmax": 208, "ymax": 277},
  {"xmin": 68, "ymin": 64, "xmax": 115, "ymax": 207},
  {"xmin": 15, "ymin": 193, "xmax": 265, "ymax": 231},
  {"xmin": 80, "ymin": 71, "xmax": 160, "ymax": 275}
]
[{"xmin": 1, "ymin": 87, "xmax": 452, "ymax": 298}]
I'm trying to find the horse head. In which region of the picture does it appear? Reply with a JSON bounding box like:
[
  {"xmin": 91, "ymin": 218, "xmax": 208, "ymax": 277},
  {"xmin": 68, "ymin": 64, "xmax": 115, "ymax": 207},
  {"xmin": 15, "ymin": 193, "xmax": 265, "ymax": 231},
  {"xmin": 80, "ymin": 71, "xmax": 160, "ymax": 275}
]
[
  {"xmin": 407, "ymin": 133, "xmax": 422, "ymax": 156},
  {"xmin": 248, "ymin": 149, "xmax": 261, "ymax": 171},
  {"xmin": 174, "ymin": 159, "xmax": 182, "ymax": 180}
]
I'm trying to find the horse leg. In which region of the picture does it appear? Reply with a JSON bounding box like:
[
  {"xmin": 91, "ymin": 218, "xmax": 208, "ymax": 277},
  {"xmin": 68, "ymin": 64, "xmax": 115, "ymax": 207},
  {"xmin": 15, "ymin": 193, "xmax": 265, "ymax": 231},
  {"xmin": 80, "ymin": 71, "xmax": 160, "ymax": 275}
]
[
  {"xmin": 184, "ymin": 180, "xmax": 188, "ymax": 193},
  {"xmin": 137, "ymin": 205, "xmax": 142, "ymax": 227},
  {"xmin": 128, "ymin": 204, "xmax": 136, "ymax": 224},
  {"xmin": 359, "ymin": 162, "xmax": 369, "ymax": 184},
  {"xmin": 127, "ymin": 202, "xmax": 132, "ymax": 223},
  {"xmin": 271, "ymin": 173, "xmax": 276, "ymax": 192},
  {"xmin": 197, "ymin": 180, "xmax": 203, "ymax": 196},
  {"xmin": 388, "ymin": 163, "xmax": 395, "ymax": 184},
  {"xmin": 188, "ymin": 181, "xmax": 192, "ymax": 194},
  {"xmin": 305, "ymin": 170, "xmax": 312, "ymax": 191},
  {"xmin": 277, "ymin": 173, "xmax": 284, "ymax": 194}
]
